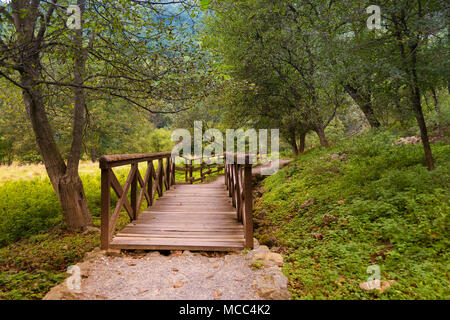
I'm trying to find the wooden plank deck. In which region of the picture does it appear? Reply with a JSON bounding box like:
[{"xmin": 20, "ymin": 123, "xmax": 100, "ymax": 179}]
[{"xmin": 109, "ymin": 177, "xmax": 245, "ymax": 251}]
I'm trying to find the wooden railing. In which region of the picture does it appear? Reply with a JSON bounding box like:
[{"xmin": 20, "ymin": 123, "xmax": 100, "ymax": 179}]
[
  {"xmin": 176, "ymin": 154, "xmax": 225, "ymax": 183},
  {"xmin": 224, "ymin": 153, "xmax": 254, "ymax": 249},
  {"xmin": 99, "ymin": 152, "xmax": 175, "ymax": 249},
  {"xmin": 99, "ymin": 151, "xmax": 254, "ymax": 250}
]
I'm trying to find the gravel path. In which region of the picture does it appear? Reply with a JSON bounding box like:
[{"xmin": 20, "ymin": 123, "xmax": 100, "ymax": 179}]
[{"xmin": 78, "ymin": 251, "xmax": 263, "ymax": 300}]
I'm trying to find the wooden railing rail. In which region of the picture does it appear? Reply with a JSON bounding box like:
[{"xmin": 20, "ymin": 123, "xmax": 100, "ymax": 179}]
[
  {"xmin": 177, "ymin": 154, "xmax": 225, "ymax": 184},
  {"xmin": 224, "ymin": 153, "xmax": 254, "ymax": 249},
  {"xmin": 99, "ymin": 152, "xmax": 175, "ymax": 249},
  {"xmin": 100, "ymin": 152, "xmax": 255, "ymax": 250}
]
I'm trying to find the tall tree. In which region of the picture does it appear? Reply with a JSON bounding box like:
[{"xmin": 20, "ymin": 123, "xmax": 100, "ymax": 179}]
[
  {"xmin": 204, "ymin": 0, "xmax": 342, "ymax": 147},
  {"xmin": 0, "ymin": 0, "xmax": 205, "ymax": 229},
  {"xmin": 372, "ymin": 0, "xmax": 448, "ymax": 170}
]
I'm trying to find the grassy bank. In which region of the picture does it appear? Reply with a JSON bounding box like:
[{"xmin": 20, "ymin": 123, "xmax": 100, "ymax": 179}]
[{"xmin": 254, "ymin": 131, "xmax": 449, "ymax": 299}]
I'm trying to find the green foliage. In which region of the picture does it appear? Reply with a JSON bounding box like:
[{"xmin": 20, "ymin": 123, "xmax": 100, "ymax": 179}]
[
  {"xmin": 0, "ymin": 229, "xmax": 99, "ymax": 300},
  {"xmin": 256, "ymin": 131, "xmax": 450, "ymax": 299},
  {"xmin": 0, "ymin": 163, "xmax": 144, "ymax": 299},
  {"xmin": 85, "ymin": 101, "xmax": 174, "ymax": 160},
  {"xmin": 253, "ymin": 261, "xmax": 263, "ymax": 270},
  {"xmin": 0, "ymin": 80, "xmax": 41, "ymax": 164},
  {"xmin": 0, "ymin": 86, "xmax": 175, "ymax": 164},
  {"xmin": 0, "ymin": 271, "xmax": 65, "ymax": 300},
  {"xmin": 203, "ymin": 0, "xmax": 346, "ymax": 146},
  {"xmin": 0, "ymin": 179, "xmax": 61, "ymax": 246}
]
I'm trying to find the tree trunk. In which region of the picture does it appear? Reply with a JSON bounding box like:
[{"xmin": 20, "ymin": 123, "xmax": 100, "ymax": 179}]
[
  {"xmin": 411, "ymin": 86, "xmax": 434, "ymax": 170},
  {"xmin": 291, "ymin": 142, "xmax": 299, "ymax": 156},
  {"xmin": 14, "ymin": 2, "xmax": 92, "ymax": 230},
  {"xmin": 289, "ymin": 135, "xmax": 299, "ymax": 156},
  {"xmin": 407, "ymin": 33, "xmax": 434, "ymax": 170},
  {"xmin": 343, "ymin": 84, "xmax": 381, "ymax": 128},
  {"xmin": 431, "ymin": 87, "xmax": 442, "ymax": 137},
  {"xmin": 408, "ymin": 50, "xmax": 434, "ymax": 170},
  {"xmin": 393, "ymin": 11, "xmax": 434, "ymax": 171},
  {"xmin": 58, "ymin": 173, "xmax": 92, "ymax": 229},
  {"xmin": 21, "ymin": 74, "xmax": 92, "ymax": 229},
  {"xmin": 91, "ymin": 148, "xmax": 98, "ymax": 163},
  {"xmin": 298, "ymin": 133, "xmax": 306, "ymax": 154},
  {"xmin": 314, "ymin": 126, "xmax": 329, "ymax": 147},
  {"xmin": 61, "ymin": 0, "xmax": 92, "ymax": 228}
]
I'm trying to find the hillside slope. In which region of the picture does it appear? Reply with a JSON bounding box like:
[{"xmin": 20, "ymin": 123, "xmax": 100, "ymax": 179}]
[{"xmin": 254, "ymin": 131, "xmax": 449, "ymax": 299}]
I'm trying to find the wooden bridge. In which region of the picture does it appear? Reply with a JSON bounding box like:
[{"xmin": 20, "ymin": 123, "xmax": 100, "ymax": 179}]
[{"xmin": 99, "ymin": 152, "xmax": 254, "ymax": 251}]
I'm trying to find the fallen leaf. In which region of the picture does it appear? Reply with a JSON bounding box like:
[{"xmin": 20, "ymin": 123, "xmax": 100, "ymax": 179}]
[
  {"xmin": 300, "ymin": 198, "xmax": 315, "ymax": 209},
  {"xmin": 174, "ymin": 281, "xmax": 184, "ymax": 288},
  {"xmin": 313, "ymin": 233, "xmax": 323, "ymax": 240}
]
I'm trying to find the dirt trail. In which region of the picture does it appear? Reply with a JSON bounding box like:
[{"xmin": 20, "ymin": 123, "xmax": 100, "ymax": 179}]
[{"xmin": 75, "ymin": 251, "xmax": 262, "ymax": 300}]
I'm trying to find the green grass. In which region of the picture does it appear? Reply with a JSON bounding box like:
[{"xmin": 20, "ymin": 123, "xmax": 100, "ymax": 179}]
[
  {"xmin": 0, "ymin": 228, "xmax": 99, "ymax": 300},
  {"xmin": 255, "ymin": 130, "xmax": 450, "ymax": 299}
]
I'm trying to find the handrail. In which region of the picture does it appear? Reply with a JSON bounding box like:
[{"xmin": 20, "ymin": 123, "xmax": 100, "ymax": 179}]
[
  {"xmin": 99, "ymin": 152, "xmax": 172, "ymax": 169},
  {"xmin": 224, "ymin": 153, "xmax": 254, "ymax": 249},
  {"xmin": 100, "ymin": 151, "xmax": 254, "ymax": 250},
  {"xmin": 178, "ymin": 154, "xmax": 225, "ymax": 183},
  {"xmin": 100, "ymin": 152, "xmax": 175, "ymax": 249}
]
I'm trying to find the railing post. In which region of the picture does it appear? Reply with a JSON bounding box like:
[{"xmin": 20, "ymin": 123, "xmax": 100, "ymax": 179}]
[
  {"xmin": 158, "ymin": 158, "xmax": 164, "ymax": 196},
  {"xmin": 184, "ymin": 158, "xmax": 188, "ymax": 183},
  {"xmin": 244, "ymin": 163, "xmax": 253, "ymax": 249},
  {"xmin": 230, "ymin": 164, "xmax": 235, "ymax": 199},
  {"xmin": 101, "ymin": 168, "xmax": 111, "ymax": 250},
  {"xmin": 131, "ymin": 163, "xmax": 138, "ymax": 220},
  {"xmin": 189, "ymin": 160, "xmax": 193, "ymax": 184},
  {"xmin": 148, "ymin": 161, "xmax": 154, "ymax": 206},
  {"xmin": 171, "ymin": 158, "xmax": 176, "ymax": 185},
  {"xmin": 224, "ymin": 164, "xmax": 228, "ymax": 189},
  {"xmin": 234, "ymin": 164, "xmax": 242, "ymax": 222},
  {"xmin": 200, "ymin": 160, "xmax": 204, "ymax": 182},
  {"xmin": 165, "ymin": 156, "xmax": 171, "ymax": 190}
]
